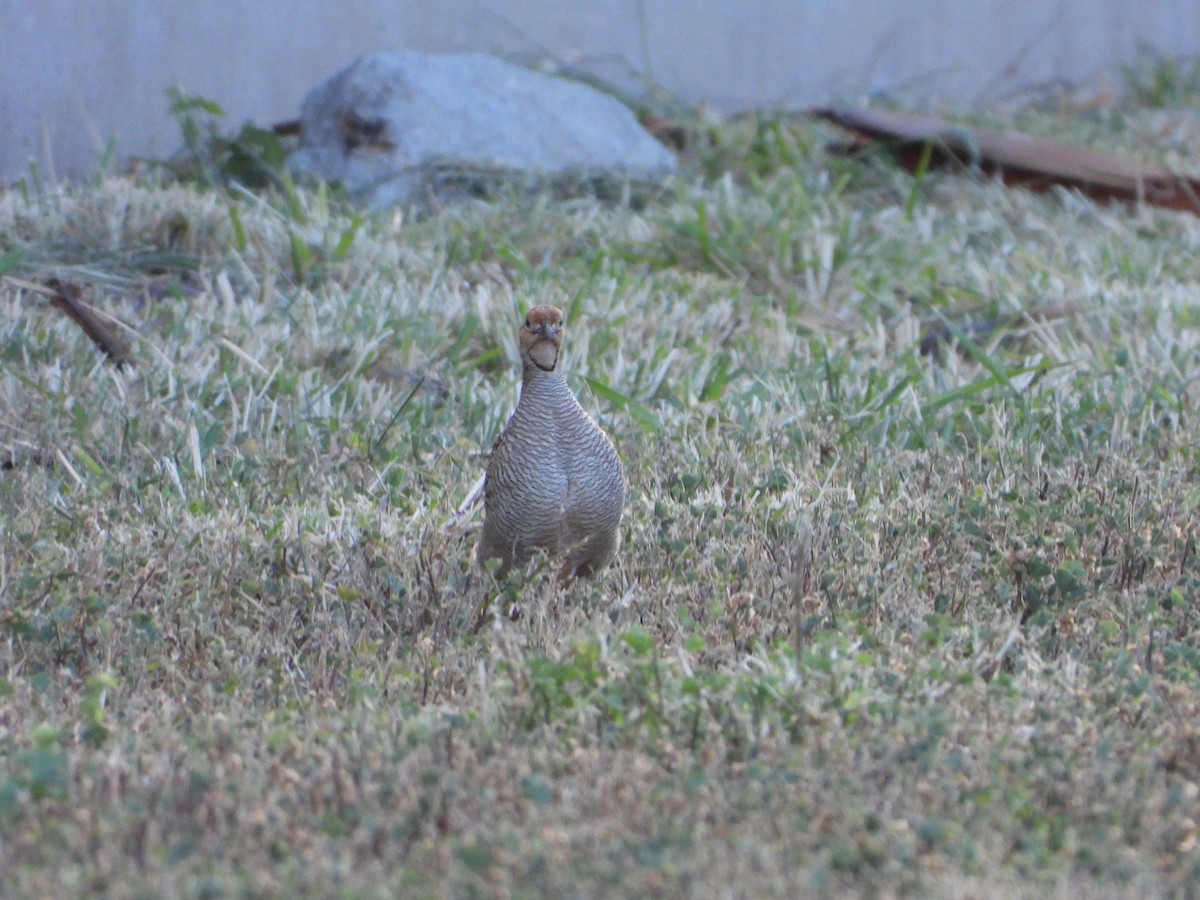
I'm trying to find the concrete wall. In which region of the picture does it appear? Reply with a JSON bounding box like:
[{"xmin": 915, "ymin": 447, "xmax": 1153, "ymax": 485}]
[{"xmin": 3, "ymin": 1, "xmax": 1199, "ymax": 183}]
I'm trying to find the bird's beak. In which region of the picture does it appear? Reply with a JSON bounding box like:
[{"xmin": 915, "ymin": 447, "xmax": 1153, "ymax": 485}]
[{"xmin": 537, "ymin": 323, "xmax": 562, "ymax": 341}]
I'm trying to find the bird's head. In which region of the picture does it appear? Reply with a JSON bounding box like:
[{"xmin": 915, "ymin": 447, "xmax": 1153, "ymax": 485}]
[{"xmin": 518, "ymin": 305, "xmax": 564, "ymax": 372}]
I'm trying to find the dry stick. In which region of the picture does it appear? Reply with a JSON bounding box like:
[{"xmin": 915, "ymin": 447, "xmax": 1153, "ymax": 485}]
[
  {"xmin": 6, "ymin": 274, "xmax": 164, "ymax": 366},
  {"xmin": 45, "ymin": 279, "xmax": 134, "ymax": 367},
  {"xmin": 6, "ymin": 276, "xmax": 136, "ymax": 367},
  {"xmin": 812, "ymin": 106, "xmax": 1200, "ymax": 216}
]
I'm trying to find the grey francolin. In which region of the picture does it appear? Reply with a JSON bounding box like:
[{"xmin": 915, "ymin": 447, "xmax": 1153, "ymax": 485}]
[{"xmin": 477, "ymin": 305, "xmax": 625, "ymax": 580}]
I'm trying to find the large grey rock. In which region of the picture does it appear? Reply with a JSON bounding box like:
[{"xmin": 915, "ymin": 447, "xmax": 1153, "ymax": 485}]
[{"xmin": 287, "ymin": 52, "xmax": 677, "ymax": 207}]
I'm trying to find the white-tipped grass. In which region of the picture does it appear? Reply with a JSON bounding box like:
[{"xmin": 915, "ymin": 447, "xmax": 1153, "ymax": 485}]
[{"xmin": 2, "ymin": 101, "xmax": 1200, "ymax": 896}]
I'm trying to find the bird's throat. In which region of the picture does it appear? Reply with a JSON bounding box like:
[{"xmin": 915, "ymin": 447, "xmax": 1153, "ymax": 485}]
[{"xmin": 529, "ymin": 341, "xmax": 559, "ymax": 371}]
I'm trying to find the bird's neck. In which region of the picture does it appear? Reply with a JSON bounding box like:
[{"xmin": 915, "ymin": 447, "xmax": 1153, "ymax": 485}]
[{"xmin": 521, "ymin": 364, "xmax": 570, "ymax": 397}]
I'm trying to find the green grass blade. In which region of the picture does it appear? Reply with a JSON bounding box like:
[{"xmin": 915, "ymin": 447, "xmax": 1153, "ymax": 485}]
[{"xmin": 582, "ymin": 377, "xmax": 660, "ymax": 432}]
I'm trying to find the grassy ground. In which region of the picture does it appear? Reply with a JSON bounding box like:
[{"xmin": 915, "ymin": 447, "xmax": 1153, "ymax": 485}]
[{"xmin": 2, "ymin": 91, "xmax": 1200, "ymax": 897}]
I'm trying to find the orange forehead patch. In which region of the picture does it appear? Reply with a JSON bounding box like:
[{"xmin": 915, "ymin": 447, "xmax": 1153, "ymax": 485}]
[{"xmin": 525, "ymin": 306, "xmax": 564, "ymax": 328}]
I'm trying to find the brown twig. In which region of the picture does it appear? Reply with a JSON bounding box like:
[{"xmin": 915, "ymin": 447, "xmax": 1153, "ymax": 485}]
[
  {"xmin": 812, "ymin": 106, "xmax": 1200, "ymax": 216},
  {"xmin": 45, "ymin": 279, "xmax": 134, "ymax": 367}
]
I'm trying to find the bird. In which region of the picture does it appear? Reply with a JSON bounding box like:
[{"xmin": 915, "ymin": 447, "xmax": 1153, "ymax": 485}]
[{"xmin": 477, "ymin": 305, "xmax": 625, "ymax": 581}]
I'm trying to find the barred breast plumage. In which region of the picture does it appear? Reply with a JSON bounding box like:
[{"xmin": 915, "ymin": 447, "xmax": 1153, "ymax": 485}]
[{"xmin": 477, "ymin": 305, "xmax": 625, "ymax": 580}]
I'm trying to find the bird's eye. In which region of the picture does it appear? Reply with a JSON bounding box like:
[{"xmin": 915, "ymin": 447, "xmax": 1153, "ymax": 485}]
[{"xmin": 524, "ymin": 318, "xmax": 531, "ymax": 328}]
